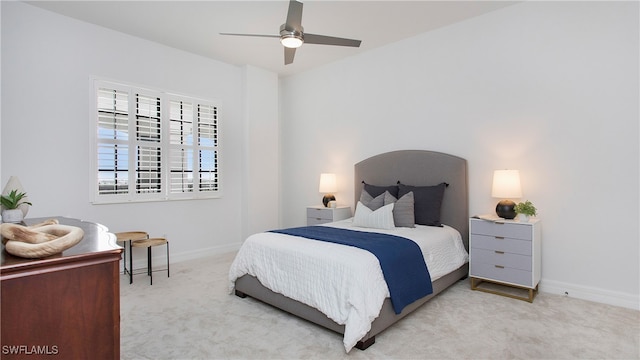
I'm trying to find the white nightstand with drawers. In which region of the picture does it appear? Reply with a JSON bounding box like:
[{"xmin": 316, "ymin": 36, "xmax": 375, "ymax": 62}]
[
  {"xmin": 306, "ymin": 206, "xmax": 352, "ymax": 225},
  {"xmin": 469, "ymin": 216, "xmax": 541, "ymax": 302}
]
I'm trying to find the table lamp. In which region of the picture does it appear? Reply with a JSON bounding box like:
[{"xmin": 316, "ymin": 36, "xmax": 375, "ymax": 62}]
[
  {"xmin": 491, "ymin": 170, "xmax": 522, "ymax": 219},
  {"xmin": 319, "ymin": 173, "xmax": 337, "ymax": 207}
]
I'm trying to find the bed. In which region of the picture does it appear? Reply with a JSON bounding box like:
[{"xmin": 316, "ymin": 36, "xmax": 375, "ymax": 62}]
[{"xmin": 229, "ymin": 150, "xmax": 469, "ymax": 352}]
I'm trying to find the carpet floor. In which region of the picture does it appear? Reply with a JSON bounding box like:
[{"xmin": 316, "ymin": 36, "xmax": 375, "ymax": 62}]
[{"xmin": 120, "ymin": 252, "xmax": 639, "ymax": 359}]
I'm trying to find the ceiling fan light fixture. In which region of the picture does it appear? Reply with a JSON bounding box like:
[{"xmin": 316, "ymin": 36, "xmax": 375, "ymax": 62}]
[
  {"xmin": 281, "ymin": 35, "xmax": 303, "ymax": 48},
  {"xmin": 280, "ymin": 35, "xmax": 303, "ymax": 49},
  {"xmin": 280, "ymin": 24, "xmax": 303, "ymax": 48}
]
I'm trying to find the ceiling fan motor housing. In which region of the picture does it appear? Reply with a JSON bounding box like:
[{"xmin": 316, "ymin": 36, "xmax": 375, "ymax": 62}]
[{"xmin": 280, "ymin": 24, "xmax": 304, "ymax": 48}]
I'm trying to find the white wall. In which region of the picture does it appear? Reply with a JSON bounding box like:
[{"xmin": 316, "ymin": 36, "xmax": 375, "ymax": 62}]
[
  {"xmin": 242, "ymin": 65, "xmax": 280, "ymax": 238},
  {"xmin": 1, "ymin": 2, "xmax": 279, "ymax": 265},
  {"xmin": 280, "ymin": 1, "xmax": 639, "ymax": 309},
  {"xmin": 3, "ymin": 1, "xmax": 637, "ymax": 310}
]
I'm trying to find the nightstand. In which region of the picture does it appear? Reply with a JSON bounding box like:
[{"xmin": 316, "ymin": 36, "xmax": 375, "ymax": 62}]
[
  {"xmin": 306, "ymin": 206, "xmax": 351, "ymax": 225},
  {"xmin": 469, "ymin": 216, "xmax": 541, "ymax": 302}
]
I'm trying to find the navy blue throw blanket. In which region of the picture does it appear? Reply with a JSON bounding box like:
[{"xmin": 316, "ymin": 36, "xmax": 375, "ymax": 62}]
[{"xmin": 269, "ymin": 226, "xmax": 433, "ymax": 314}]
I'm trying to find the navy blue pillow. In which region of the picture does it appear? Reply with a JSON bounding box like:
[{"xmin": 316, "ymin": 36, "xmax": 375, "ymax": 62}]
[
  {"xmin": 363, "ymin": 182, "xmax": 399, "ymax": 198},
  {"xmin": 397, "ymin": 182, "xmax": 446, "ymax": 227}
]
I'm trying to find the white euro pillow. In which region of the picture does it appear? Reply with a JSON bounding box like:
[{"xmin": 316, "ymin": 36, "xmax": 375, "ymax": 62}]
[{"xmin": 352, "ymin": 201, "xmax": 395, "ymax": 230}]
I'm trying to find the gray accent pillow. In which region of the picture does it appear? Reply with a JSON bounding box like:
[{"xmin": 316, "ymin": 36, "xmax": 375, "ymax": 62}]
[
  {"xmin": 359, "ymin": 189, "xmax": 385, "ymax": 210},
  {"xmin": 398, "ymin": 182, "xmax": 446, "ymax": 227},
  {"xmin": 384, "ymin": 191, "xmax": 415, "ymax": 228}
]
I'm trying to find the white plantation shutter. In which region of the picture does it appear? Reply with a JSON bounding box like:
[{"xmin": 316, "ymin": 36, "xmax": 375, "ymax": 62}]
[
  {"xmin": 92, "ymin": 79, "xmax": 221, "ymax": 203},
  {"xmin": 135, "ymin": 93, "xmax": 162, "ymax": 194},
  {"xmin": 196, "ymin": 103, "xmax": 219, "ymax": 192},
  {"xmin": 96, "ymin": 88, "xmax": 129, "ymax": 196},
  {"xmin": 169, "ymin": 147, "xmax": 193, "ymax": 193},
  {"xmin": 136, "ymin": 146, "xmax": 162, "ymax": 194},
  {"xmin": 169, "ymin": 100, "xmax": 194, "ymax": 194},
  {"xmin": 168, "ymin": 99, "xmax": 219, "ymax": 197}
]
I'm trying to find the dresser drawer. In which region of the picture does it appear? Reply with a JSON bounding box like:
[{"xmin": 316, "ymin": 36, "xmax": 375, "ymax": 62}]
[
  {"xmin": 471, "ymin": 220, "xmax": 532, "ymax": 240},
  {"xmin": 470, "ymin": 262, "xmax": 533, "ymax": 287},
  {"xmin": 471, "ymin": 248, "xmax": 532, "ymax": 271},
  {"xmin": 307, "ymin": 217, "xmax": 329, "ymax": 225},
  {"xmin": 307, "ymin": 207, "xmax": 334, "ymax": 221},
  {"xmin": 471, "ymin": 234, "xmax": 532, "ymax": 256}
]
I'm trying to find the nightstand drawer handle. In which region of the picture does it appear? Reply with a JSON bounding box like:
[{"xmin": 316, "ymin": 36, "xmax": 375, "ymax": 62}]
[
  {"xmin": 495, "ymin": 236, "xmax": 504, "ymax": 240},
  {"xmin": 494, "ymin": 251, "xmax": 505, "ymax": 254},
  {"xmin": 494, "ymin": 265, "xmax": 505, "ymax": 269}
]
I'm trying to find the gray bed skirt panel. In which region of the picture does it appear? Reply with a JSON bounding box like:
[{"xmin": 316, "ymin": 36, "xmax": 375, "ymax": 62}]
[{"xmin": 234, "ymin": 262, "xmax": 469, "ymax": 348}]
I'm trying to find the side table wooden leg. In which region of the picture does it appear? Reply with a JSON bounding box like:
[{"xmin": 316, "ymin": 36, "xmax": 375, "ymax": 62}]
[
  {"xmin": 148, "ymin": 246, "xmax": 153, "ymax": 285},
  {"xmin": 129, "ymin": 240, "xmax": 133, "ymax": 284}
]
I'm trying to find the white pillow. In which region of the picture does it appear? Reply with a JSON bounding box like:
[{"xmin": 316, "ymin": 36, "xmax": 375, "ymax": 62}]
[{"xmin": 352, "ymin": 201, "xmax": 395, "ymax": 230}]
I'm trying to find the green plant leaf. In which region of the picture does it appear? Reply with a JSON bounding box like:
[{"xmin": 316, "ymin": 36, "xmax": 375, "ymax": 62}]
[
  {"xmin": 514, "ymin": 200, "xmax": 537, "ymax": 216},
  {"xmin": 0, "ymin": 189, "xmax": 32, "ymax": 209}
]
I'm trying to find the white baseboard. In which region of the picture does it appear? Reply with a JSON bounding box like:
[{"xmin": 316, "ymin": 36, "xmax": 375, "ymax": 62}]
[
  {"xmin": 168, "ymin": 242, "xmax": 241, "ymax": 264},
  {"xmin": 540, "ymin": 278, "xmax": 639, "ymax": 311},
  {"xmin": 120, "ymin": 242, "xmax": 242, "ymax": 273},
  {"xmin": 120, "ymin": 249, "xmax": 640, "ymax": 312}
]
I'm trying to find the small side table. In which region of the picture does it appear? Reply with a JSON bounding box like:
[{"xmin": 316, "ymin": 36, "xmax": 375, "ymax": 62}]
[
  {"xmin": 115, "ymin": 231, "xmax": 149, "ymax": 284},
  {"xmin": 306, "ymin": 205, "xmax": 351, "ymax": 225}
]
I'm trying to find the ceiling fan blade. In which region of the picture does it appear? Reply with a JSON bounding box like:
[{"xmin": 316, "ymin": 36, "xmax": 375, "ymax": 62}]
[
  {"xmin": 284, "ymin": 47, "xmax": 296, "ymax": 65},
  {"xmin": 219, "ymin": 33, "xmax": 280, "ymax": 39},
  {"xmin": 285, "ymin": 0, "xmax": 303, "ymax": 31},
  {"xmin": 304, "ymin": 33, "xmax": 362, "ymax": 47}
]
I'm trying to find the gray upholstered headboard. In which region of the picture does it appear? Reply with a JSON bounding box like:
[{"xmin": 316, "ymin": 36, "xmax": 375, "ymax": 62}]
[{"xmin": 354, "ymin": 150, "xmax": 469, "ymax": 250}]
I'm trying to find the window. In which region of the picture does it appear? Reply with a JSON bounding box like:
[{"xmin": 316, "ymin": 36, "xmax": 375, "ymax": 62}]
[{"xmin": 92, "ymin": 79, "xmax": 220, "ymax": 203}]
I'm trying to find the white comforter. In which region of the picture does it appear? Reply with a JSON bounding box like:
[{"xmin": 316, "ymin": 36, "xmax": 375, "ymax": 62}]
[{"xmin": 228, "ymin": 219, "xmax": 469, "ymax": 352}]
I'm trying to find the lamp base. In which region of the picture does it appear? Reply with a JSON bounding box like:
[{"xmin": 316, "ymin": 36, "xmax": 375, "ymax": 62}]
[
  {"xmin": 496, "ymin": 199, "xmax": 517, "ymax": 219},
  {"xmin": 322, "ymin": 194, "xmax": 336, "ymax": 207}
]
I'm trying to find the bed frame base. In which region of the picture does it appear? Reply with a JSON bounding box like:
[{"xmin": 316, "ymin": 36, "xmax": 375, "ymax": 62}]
[
  {"xmin": 234, "ymin": 263, "xmax": 468, "ymax": 350},
  {"xmin": 233, "ymin": 150, "xmax": 470, "ymax": 351},
  {"xmin": 355, "ymin": 336, "xmax": 375, "ymax": 350}
]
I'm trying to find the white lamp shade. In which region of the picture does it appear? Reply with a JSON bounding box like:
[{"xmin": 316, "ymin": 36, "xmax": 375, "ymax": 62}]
[
  {"xmin": 491, "ymin": 170, "xmax": 522, "ymax": 198},
  {"xmin": 319, "ymin": 173, "xmax": 337, "ymax": 193}
]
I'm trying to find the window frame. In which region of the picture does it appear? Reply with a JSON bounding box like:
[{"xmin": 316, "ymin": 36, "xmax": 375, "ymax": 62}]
[{"xmin": 90, "ymin": 78, "xmax": 222, "ymax": 204}]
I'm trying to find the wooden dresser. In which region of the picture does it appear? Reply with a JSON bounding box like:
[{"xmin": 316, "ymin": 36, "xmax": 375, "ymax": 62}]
[{"xmin": 1, "ymin": 217, "xmax": 121, "ymax": 359}]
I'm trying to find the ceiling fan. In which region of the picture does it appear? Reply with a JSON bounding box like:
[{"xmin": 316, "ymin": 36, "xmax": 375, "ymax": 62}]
[{"xmin": 220, "ymin": 0, "xmax": 362, "ymax": 65}]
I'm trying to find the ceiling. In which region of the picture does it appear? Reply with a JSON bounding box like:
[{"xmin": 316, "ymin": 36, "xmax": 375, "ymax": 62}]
[{"xmin": 26, "ymin": 1, "xmax": 517, "ymax": 77}]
